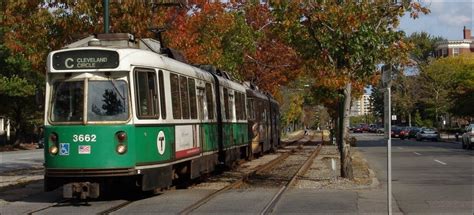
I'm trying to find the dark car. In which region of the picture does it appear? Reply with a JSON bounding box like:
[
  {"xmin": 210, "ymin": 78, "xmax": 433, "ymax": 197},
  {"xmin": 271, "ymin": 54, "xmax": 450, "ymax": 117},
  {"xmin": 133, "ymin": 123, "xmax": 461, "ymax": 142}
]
[
  {"xmin": 368, "ymin": 124, "xmax": 379, "ymax": 133},
  {"xmin": 353, "ymin": 126, "xmax": 364, "ymax": 133},
  {"xmin": 399, "ymin": 127, "xmax": 411, "ymax": 140},
  {"xmin": 360, "ymin": 124, "xmax": 369, "ymax": 132},
  {"xmin": 37, "ymin": 139, "xmax": 44, "ymax": 149},
  {"xmin": 391, "ymin": 126, "xmax": 403, "ymax": 138},
  {"xmin": 407, "ymin": 127, "xmax": 421, "ymax": 139}
]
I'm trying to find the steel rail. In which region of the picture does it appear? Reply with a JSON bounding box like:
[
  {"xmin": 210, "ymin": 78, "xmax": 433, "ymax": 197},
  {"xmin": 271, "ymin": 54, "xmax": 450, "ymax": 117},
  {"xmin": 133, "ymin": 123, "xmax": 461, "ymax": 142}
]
[
  {"xmin": 26, "ymin": 199, "xmax": 71, "ymax": 215},
  {"xmin": 178, "ymin": 137, "xmax": 307, "ymax": 215},
  {"xmin": 259, "ymin": 143, "xmax": 323, "ymax": 215},
  {"xmin": 98, "ymin": 200, "xmax": 133, "ymax": 215}
]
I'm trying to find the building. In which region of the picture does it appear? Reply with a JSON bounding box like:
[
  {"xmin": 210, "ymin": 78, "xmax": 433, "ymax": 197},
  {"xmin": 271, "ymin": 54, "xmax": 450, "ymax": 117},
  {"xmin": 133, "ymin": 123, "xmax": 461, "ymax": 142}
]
[
  {"xmin": 350, "ymin": 94, "xmax": 371, "ymax": 116},
  {"xmin": 0, "ymin": 116, "xmax": 11, "ymax": 144},
  {"xmin": 435, "ymin": 26, "xmax": 474, "ymax": 57}
]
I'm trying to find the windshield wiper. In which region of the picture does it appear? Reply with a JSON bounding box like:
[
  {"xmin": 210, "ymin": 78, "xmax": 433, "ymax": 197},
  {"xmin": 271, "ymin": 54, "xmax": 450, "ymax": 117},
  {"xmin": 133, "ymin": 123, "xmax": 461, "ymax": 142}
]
[{"xmin": 109, "ymin": 78, "xmax": 125, "ymax": 100}]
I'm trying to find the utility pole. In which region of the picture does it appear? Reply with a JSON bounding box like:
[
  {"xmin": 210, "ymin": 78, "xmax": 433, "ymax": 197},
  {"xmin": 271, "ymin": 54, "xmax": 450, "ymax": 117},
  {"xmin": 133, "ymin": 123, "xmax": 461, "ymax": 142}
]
[
  {"xmin": 382, "ymin": 65, "xmax": 393, "ymax": 215},
  {"xmin": 103, "ymin": 0, "xmax": 109, "ymax": 33}
]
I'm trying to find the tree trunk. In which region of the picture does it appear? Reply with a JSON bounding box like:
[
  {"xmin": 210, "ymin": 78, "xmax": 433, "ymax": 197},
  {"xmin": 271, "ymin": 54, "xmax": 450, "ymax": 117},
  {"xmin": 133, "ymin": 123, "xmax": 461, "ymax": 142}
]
[
  {"xmin": 341, "ymin": 82, "xmax": 354, "ymax": 179},
  {"xmin": 408, "ymin": 112, "xmax": 412, "ymax": 127}
]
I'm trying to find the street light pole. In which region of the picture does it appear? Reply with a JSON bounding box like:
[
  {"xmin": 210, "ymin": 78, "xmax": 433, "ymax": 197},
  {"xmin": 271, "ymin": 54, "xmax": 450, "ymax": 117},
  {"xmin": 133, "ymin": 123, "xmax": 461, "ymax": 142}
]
[{"xmin": 382, "ymin": 65, "xmax": 393, "ymax": 215}]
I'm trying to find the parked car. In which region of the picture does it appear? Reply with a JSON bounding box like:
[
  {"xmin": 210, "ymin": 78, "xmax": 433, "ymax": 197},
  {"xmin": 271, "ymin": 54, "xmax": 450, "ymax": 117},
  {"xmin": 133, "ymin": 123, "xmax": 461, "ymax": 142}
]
[
  {"xmin": 368, "ymin": 124, "xmax": 377, "ymax": 133},
  {"xmin": 376, "ymin": 126, "xmax": 384, "ymax": 134},
  {"xmin": 360, "ymin": 124, "xmax": 369, "ymax": 132},
  {"xmin": 353, "ymin": 126, "xmax": 364, "ymax": 133},
  {"xmin": 461, "ymin": 124, "xmax": 474, "ymax": 149},
  {"xmin": 416, "ymin": 128, "xmax": 440, "ymax": 142},
  {"xmin": 399, "ymin": 127, "xmax": 411, "ymax": 140},
  {"xmin": 391, "ymin": 126, "xmax": 403, "ymax": 138},
  {"xmin": 407, "ymin": 127, "xmax": 421, "ymax": 139},
  {"xmin": 37, "ymin": 139, "xmax": 44, "ymax": 149}
]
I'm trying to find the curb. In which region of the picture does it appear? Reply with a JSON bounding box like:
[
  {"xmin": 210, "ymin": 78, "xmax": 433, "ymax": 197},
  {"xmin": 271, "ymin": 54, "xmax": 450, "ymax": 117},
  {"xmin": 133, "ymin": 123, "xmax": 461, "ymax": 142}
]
[
  {"xmin": 367, "ymin": 168, "xmax": 379, "ymax": 188},
  {"xmin": 441, "ymin": 140, "xmax": 460, "ymax": 144}
]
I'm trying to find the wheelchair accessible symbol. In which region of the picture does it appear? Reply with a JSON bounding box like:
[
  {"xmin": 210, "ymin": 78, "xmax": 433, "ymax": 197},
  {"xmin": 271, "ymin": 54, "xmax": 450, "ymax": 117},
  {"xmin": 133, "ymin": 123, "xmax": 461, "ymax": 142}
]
[{"xmin": 60, "ymin": 143, "xmax": 70, "ymax": 156}]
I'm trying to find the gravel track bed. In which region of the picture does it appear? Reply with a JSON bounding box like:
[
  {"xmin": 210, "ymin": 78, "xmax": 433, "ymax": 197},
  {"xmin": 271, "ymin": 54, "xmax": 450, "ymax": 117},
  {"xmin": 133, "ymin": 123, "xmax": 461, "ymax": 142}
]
[
  {"xmin": 295, "ymin": 145, "xmax": 375, "ymax": 190},
  {"xmin": 190, "ymin": 132, "xmax": 308, "ymax": 190},
  {"xmin": 242, "ymin": 145, "xmax": 318, "ymax": 188}
]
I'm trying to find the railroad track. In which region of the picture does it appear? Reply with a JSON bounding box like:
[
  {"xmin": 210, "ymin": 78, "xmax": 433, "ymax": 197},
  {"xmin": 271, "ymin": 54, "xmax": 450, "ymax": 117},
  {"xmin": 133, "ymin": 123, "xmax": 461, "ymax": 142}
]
[
  {"xmin": 97, "ymin": 200, "xmax": 134, "ymax": 215},
  {"xmin": 26, "ymin": 199, "xmax": 68, "ymax": 215},
  {"xmin": 260, "ymin": 142, "xmax": 322, "ymax": 214},
  {"xmin": 178, "ymin": 134, "xmax": 318, "ymax": 215}
]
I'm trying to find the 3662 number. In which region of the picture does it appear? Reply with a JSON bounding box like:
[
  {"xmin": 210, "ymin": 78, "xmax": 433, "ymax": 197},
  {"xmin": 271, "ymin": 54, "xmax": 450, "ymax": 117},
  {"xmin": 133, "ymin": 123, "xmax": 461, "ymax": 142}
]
[{"xmin": 72, "ymin": 134, "xmax": 96, "ymax": 142}]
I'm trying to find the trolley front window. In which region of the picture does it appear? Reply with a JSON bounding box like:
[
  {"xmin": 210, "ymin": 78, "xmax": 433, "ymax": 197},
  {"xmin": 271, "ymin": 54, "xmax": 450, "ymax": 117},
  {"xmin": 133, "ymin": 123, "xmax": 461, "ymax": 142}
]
[
  {"xmin": 51, "ymin": 81, "xmax": 84, "ymax": 122},
  {"xmin": 88, "ymin": 80, "xmax": 129, "ymax": 121},
  {"xmin": 50, "ymin": 79, "xmax": 129, "ymax": 123}
]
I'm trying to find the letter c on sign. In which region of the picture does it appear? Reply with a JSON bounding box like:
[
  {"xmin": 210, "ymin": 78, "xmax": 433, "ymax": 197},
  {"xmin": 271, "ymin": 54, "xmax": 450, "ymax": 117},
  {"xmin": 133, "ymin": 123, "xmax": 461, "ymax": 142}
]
[{"xmin": 65, "ymin": 58, "xmax": 74, "ymax": 69}]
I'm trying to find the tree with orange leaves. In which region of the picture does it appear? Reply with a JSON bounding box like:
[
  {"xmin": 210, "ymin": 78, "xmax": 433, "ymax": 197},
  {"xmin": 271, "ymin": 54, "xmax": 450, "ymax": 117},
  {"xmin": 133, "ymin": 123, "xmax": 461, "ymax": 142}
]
[{"xmin": 272, "ymin": 0, "xmax": 429, "ymax": 178}]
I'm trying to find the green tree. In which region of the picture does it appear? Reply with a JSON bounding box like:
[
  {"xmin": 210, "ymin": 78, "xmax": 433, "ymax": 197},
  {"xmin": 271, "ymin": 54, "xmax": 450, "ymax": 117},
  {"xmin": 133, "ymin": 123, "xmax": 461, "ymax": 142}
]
[
  {"xmin": 0, "ymin": 45, "xmax": 43, "ymax": 144},
  {"xmin": 369, "ymin": 82, "xmax": 384, "ymax": 122},
  {"xmin": 421, "ymin": 54, "xmax": 474, "ymax": 122},
  {"xmin": 391, "ymin": 73, "xmax": 420, "ymax": 126},
  {"xmin": 272, "ymin": 1, "xmax": 429, "ymax": 178},
  {"xmin": 405, "ymin": 31, "xmax": 444, "ymax": 66},
  {"xmin": 419, "ymin": 58, "xmax": 457, "ymax": 127}
]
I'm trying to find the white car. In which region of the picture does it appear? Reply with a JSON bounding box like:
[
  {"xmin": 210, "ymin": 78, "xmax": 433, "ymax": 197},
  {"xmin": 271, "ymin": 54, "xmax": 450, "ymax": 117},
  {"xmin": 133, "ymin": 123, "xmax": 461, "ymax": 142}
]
[
  {"xmin": 416, "ymin": 128, "xmax": 440, "ymax": 142},
  {"xmin": 461, "ymin": 124, "xmax": 474, "ymax": 150}
]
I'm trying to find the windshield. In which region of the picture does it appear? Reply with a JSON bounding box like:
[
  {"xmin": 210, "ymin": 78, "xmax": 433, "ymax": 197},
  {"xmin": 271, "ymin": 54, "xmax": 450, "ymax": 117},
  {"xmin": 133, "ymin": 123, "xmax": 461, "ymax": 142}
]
[
  {"xmin": 50, "ymin": 79, "xmax": 129, "ymax": 123},
  {"xmin": 88, "ymin": 80, "xmax": 129, "ymax": 121},
  {"xmin": 51, "ymin": 81, "xmax": 84, "ymax": 122}
]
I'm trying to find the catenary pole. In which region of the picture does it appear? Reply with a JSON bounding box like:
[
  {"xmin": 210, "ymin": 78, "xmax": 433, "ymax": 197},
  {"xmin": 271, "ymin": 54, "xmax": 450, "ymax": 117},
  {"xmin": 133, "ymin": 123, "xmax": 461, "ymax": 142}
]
[
  {"xmin": 104, "ymin": 0, "xmax": 109, "ymax": 33},
  {"xmin": 383, "ymin": 65, "xmax": 393, "ymax": 215}
]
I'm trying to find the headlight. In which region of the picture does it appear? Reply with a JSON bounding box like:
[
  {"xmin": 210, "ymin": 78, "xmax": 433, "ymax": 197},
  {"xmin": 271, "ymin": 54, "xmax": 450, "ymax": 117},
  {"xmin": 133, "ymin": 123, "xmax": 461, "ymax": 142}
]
[
  {"xmin": 116, "ymin": 143, "xmax": 127, "ymax": 154},
  {"xmin": 49, "ymin": 146, "xmax": 58, "ymax": 155}
]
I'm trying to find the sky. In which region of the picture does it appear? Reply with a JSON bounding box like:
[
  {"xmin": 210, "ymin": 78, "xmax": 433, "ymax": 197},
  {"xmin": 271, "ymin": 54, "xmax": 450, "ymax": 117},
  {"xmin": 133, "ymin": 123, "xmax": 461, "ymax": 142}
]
[{"xmin": 399, "ymin": 0, "xmax": 473, "ymax": 40}]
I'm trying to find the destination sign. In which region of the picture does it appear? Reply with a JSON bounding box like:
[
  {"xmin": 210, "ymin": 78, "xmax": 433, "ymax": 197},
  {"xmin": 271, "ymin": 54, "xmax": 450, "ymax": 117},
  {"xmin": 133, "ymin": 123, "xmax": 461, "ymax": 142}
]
[{"xmin": 52, "ymin": 50, "xmax": 119, "ymax": 70}]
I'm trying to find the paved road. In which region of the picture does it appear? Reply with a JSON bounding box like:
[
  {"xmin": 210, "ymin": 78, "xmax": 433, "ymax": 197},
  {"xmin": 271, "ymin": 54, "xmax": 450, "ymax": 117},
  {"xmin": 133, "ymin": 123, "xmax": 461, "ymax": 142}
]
[
  {"xmin": 355, "ymin": 133, "xmax": 474, "ymax": 214},
  {"xmin": 0, "ymin": 149, "xmax": 44, "ymax": 173}
]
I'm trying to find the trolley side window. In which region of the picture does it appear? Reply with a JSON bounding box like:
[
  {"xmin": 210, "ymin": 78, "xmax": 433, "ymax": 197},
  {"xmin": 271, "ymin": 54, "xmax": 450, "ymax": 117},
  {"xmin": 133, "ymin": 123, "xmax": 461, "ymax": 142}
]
[
  {"xmin": 135, "ymin": 69, "xmax": 158, "ymax": 118},
  {"xmin": 188, "ymin": 78, "xmax": 197, "ymax": 119},
  {"xmin": 158, "ymin": 70, "xmax": 166, "ymax": 119},
  {"xmin": 51, "ymin": 81, "xmax": 84, "ymax": 122},
  {"xmin": 170, "ymin": 73, "xmax": 181, "ymax": 119},
  {"xmin": 223, "ymin": 88, "xmax": 229, "ymax": 120},
  {"xmin": 235, "ymin": 92, "xmax": 241, "ymax": 120},
  {"xmin": 241, "ymin": 94, "xmax": 246, "ymax": 120},
  {"xmin": 180, "ymin": 76, "xmax": 190, "ymax": 119},
  {"xmin": 205, "ymin": 83, "xmax": 214, "ymax": 120},
  {"xmin": 247, "ymin": 98, "xmax": 254, "ymax": 120},
  {"xmin": 236, "ymin": 92, "xmax": 244, "ymax": 120},
  {"xmin": 229, "ymin": 91, "xmax": 234, "ymax": 121},
  {"xmin": 241, "ymin": 93, "xmax": 245, "ymax": 120}
]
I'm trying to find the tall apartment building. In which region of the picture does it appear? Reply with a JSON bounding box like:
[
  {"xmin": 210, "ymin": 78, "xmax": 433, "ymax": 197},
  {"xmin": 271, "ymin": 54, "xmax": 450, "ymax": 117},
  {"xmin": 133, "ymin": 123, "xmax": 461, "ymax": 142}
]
[
  {"xmin": 350, "ymin": 94, "xmax": 371, "ymax": 116},
  {"xmin": 435, "ymin": 26, "xmax": 474, "ymax": 57}
]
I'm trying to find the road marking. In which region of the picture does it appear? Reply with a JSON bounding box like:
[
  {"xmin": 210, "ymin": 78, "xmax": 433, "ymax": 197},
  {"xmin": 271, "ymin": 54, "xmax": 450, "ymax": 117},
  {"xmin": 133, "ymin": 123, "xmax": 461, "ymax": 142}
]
[
  {"xmin": 413, "ymin": 152, "xmax": 422, "ymax": 156},
  {"xmin": 398, "ymin": 147, "xmax": 404, "ymax": 150},
  {"xmin": 434, "ymin": 159, "xmax": 447, "ymax": 165}
]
